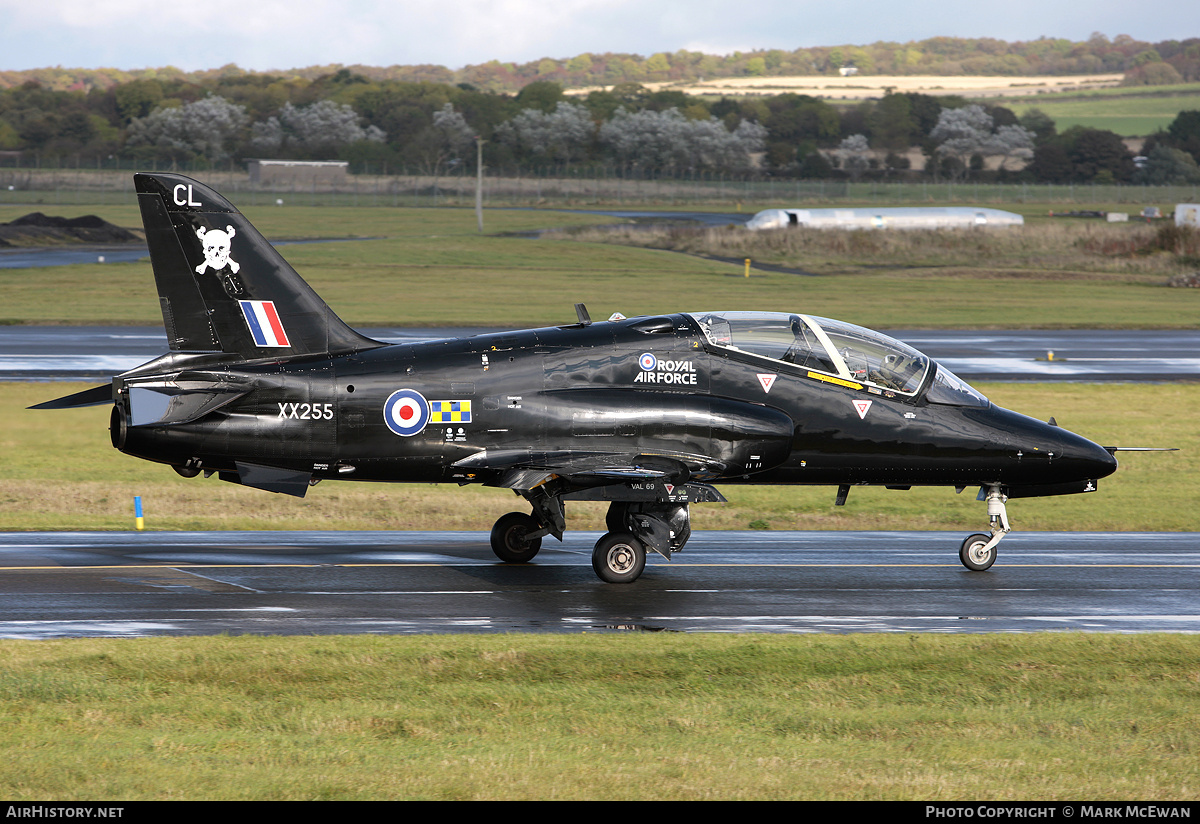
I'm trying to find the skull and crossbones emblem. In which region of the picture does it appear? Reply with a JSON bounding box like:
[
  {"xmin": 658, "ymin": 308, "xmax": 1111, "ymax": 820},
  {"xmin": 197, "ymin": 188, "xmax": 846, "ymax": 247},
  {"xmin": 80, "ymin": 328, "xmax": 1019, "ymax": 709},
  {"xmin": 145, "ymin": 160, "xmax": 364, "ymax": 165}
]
[{"xmin": 195, "ymin": 226, "xmax": 241, "ymax": 275}]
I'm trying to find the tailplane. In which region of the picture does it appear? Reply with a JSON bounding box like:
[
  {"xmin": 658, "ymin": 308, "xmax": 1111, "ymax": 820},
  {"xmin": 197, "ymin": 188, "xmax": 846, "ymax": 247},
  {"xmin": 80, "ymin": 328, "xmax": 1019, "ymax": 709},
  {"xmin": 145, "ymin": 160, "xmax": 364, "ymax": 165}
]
[{"xmin": 135, "ymin": 172, "xmax": 380, "ymax": 358}]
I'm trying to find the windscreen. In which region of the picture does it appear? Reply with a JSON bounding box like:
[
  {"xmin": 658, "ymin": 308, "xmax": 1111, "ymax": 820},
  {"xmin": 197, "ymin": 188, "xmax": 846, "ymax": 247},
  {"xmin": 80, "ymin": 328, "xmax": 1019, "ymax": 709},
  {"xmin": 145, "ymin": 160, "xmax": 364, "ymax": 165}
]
[{"xmin": 925, "ymin": 364, "xmax": 990, "ymax": 407}]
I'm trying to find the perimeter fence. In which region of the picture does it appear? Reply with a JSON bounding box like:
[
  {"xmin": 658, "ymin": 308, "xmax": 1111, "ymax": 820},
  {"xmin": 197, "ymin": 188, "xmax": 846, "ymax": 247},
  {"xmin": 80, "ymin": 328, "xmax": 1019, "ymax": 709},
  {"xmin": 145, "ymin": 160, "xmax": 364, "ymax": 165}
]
[{"xmin": 0, "ymin": 163, "xmax": 1196, "ymax": 210}]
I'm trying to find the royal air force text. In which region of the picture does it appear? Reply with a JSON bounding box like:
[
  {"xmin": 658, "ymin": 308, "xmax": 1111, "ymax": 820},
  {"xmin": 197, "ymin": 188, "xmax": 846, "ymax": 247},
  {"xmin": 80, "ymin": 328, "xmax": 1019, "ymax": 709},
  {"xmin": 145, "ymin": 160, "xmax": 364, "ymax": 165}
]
[{"xmin": 635, "ymin": 360, "xmax": 698, "ymax": 385}]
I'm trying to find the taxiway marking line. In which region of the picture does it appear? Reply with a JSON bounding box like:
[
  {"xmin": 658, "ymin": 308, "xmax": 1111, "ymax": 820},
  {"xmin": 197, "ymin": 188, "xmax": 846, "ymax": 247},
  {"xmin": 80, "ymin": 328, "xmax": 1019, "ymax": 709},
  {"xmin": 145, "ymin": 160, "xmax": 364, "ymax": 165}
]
[
  {"xmin": 0, "ymin": 564, "xmax": 451, "ymax": 571},
  {"xmin": 2, "ymin": 563, "xmax": 1199, "ymax": 571},
  {"xmin": 665, "ymin": 563, "xmax": 1200, "ymax": 568}
]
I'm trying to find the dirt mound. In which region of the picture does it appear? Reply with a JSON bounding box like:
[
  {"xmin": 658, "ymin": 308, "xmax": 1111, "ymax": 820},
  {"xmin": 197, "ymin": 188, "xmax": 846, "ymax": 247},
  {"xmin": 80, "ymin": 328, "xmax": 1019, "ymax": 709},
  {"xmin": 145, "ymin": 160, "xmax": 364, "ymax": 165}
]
[
  {"xmin": 0, "ymin": 212, "xmax": 141, "ymax": 247},
  {"xmin": 1168, "ymin": 272, "xmax": 1200, "ymax": 287}
]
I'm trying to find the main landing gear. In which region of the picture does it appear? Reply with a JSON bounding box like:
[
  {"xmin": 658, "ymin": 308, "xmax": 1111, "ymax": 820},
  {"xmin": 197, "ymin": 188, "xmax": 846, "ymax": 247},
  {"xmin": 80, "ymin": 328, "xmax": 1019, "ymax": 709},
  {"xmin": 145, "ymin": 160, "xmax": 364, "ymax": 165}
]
[
  {"xmin": 488, "ymin": 486, "xmax": 564, "ymax": 565},
  {"xmin": 488, "ymin": 493, "xmax": 709, "ymax": 584},
  {"xmin": 592, "ymin": 532, "xmax": 646, "ymax": 583},
  {"xmin": 588, "ymin": 501, "xmax": 691, "ymax": 583},
  {"xmin": 959, "ymin": 485, "xmax": 1010, "ymax": 571},
  {"xmin": 489, "ymin": 511, "xmax": 543, "ymax": 563}
]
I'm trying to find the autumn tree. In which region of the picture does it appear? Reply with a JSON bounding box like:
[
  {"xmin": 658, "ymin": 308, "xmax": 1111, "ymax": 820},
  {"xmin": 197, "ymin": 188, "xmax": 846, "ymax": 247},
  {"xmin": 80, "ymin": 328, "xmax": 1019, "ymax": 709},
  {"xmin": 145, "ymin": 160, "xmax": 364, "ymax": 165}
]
[
  {"xmin": 598, "ymin": 107, "xmax": 765, "ymax": 174},
  {"xmin": 249, "ymin": 100, "xmax": 385, "ymax": 156},
  {"xmin": 496, "ymin": 101, "xmax": 595, "ymax": 169},
  {"xmin": 930, "ymin": 104, "xmax": 1034, "ymax": 179},
  {"xmin": 126, "ymin": 95, "xmax": 249, "ymax": 162},
  {"xmin": 834, "ymin": 134, "xmax": 872, "ymax": 180}
]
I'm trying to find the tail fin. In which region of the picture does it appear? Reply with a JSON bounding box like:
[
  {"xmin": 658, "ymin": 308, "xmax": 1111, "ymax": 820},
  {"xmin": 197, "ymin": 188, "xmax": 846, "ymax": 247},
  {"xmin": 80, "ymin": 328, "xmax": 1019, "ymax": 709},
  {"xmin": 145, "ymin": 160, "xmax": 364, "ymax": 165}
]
[{"xmin": 135, "ymin": 172, "xmax": 380, "ymax": 358}]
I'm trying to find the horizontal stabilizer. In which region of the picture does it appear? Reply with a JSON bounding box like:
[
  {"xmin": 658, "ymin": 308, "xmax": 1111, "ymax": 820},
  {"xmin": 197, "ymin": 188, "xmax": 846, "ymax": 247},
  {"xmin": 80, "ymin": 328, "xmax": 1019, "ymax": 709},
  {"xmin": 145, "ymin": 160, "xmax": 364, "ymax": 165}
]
[{"xmin": 28, "ymin": 384, "xmax": 111, "ymax": 410}]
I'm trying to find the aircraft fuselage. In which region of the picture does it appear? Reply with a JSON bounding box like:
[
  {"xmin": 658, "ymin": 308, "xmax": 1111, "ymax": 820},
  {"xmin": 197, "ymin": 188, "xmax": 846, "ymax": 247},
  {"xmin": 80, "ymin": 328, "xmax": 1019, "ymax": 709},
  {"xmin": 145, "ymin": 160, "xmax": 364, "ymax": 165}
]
[{"xmin": 113, "ymin": 313, "xmax": 1115, "ymax": 498}]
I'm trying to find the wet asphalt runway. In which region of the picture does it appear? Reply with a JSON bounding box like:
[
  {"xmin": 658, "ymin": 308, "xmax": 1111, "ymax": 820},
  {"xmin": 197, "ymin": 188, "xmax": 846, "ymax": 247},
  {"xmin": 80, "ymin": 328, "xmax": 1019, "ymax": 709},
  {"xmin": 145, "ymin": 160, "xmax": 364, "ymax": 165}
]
[
  {"xmin": 1, "ymin": 530, "xmax": 1197, "ymax": 638},
  {"xmin": 4, "ymin": 326, "xmax": 1200, "ymax": 382}
]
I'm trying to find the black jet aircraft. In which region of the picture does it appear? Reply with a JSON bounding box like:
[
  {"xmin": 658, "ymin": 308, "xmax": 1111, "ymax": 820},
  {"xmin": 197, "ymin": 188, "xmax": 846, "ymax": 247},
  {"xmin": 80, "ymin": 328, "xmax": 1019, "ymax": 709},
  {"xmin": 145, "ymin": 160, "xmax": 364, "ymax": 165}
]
[{"xmin": 37, "ymin": 172, "xmax": 1125, "ymax": 583}]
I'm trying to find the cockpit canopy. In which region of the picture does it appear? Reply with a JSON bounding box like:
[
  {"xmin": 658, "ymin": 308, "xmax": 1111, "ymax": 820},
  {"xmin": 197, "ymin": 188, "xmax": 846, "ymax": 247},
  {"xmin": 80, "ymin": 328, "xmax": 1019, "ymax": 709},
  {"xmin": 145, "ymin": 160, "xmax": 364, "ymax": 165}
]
[{"xmin": 686, "ymin": 311, "xmax": 987, "ymax": 407}]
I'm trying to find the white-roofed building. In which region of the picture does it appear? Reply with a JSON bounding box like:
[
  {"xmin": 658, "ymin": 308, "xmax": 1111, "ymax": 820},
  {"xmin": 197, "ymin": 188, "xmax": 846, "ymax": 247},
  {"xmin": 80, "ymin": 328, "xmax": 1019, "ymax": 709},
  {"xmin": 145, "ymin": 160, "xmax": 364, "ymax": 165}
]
[{"xmin": 746, "ymin": 206, "xmax": 1024, "ymax": 231}]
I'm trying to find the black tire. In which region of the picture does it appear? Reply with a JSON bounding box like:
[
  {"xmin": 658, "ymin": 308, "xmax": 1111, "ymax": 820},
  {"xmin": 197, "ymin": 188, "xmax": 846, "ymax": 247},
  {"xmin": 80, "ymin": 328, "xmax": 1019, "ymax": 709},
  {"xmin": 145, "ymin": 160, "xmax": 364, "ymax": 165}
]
[
  {"xmin": 960, "ymin": 533, "xmax": 996, "ymax": 571},
  {"xmin": 592, "ymin": 532, "xmax": 646, "ymax": 584},
  {"xmin": 490, "ymin": 512, "xmax": 542, "ymax": 563}
]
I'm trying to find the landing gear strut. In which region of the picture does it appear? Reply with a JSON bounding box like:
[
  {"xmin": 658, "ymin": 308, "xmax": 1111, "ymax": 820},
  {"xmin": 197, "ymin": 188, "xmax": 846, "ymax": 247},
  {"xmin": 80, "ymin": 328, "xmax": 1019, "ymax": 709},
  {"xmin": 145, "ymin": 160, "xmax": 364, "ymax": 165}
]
[{"xmin": 959, "ymin": 485, "xmax": 1010, "ymax": 571}]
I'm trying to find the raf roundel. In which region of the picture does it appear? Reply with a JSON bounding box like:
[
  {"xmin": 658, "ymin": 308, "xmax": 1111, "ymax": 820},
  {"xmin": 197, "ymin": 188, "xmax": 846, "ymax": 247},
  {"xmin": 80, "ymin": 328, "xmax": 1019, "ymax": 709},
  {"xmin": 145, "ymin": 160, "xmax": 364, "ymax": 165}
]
[
  {"xmin": 384, "ymin": 389, "xmax": 431, "ymax": 437},
  {"xmin": 639, "ymin": 353, "xmax": 657, "ymax": 371}
]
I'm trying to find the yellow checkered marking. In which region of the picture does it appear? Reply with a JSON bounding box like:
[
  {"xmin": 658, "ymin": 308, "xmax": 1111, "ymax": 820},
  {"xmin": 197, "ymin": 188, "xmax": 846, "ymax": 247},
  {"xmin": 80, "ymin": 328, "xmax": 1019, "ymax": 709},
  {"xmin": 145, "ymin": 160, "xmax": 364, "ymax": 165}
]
[{"xmin": 429, "ymin": 400, "xmax": 472, "ymax": 424}]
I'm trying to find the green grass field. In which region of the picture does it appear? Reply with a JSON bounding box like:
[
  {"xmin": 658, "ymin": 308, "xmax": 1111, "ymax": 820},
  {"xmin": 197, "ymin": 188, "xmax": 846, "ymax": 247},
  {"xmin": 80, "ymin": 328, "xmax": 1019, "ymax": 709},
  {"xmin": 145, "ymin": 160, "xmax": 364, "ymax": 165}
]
[
  {"xmin": 1, "ymin": 634, "xmax": 1197, "ymax": 800},
  {"xmin": 550, "ymin": 217, "xmax": 1200, "ymax": 329},
  {"xmin": 1, "ymin": 203, "xmax": 1198, "ymax": 330},
  {"xmin": 1009, "ymin": 84, "xmax": 1200, "ymax": 136}
]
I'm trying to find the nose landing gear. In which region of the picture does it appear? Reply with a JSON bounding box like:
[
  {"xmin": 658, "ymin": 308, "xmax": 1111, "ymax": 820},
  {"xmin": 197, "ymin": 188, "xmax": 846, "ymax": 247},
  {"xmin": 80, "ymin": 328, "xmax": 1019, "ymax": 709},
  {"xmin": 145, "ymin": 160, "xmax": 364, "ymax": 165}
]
[{"xmin": 959, "ymin": 485, "xmax": 1010, "ymax": 571}]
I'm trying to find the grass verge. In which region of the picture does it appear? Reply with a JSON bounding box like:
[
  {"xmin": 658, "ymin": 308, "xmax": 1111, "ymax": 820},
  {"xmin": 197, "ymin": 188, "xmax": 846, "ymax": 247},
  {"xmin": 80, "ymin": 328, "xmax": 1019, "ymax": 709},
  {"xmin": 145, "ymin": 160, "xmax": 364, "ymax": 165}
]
[{"xmin": 0, "ymin": 634, "xmax": 1196, "ymax": 800}]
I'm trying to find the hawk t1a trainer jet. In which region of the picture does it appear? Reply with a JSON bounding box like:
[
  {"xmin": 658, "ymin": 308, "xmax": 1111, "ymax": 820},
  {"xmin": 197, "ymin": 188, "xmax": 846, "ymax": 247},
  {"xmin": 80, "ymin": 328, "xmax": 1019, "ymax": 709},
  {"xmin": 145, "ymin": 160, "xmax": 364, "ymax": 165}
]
[{"xmin": 36, "ymin": 173, "xmax": 1123, "ymax": 583}]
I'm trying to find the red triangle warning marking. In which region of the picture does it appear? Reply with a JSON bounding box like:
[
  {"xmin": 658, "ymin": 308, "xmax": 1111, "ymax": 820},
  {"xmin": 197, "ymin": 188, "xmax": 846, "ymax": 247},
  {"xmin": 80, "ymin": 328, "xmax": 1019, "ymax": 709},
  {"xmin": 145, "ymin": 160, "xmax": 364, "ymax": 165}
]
[
  {"xmin": 852, "ymin": 399, "xmax": 873, "ymax": 419},
  {"xmin": 757, "ymin": 374, "xmax": 777, "ymax": 393}
]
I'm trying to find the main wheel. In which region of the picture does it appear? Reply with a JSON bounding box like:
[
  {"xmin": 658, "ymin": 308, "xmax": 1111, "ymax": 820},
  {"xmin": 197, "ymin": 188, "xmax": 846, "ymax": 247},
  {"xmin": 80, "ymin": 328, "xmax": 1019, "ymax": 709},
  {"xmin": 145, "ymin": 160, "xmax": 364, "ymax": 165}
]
[
  {"xmin": 592, "ymin": 532, "xmax": 646, "ymax": 583},
  {"xmin": 959, "ymin": 533, "xmax": 996, "ymax": 571},
  {"xmin": 490, "ymin": 512, "xmax": 542, "ymax": 563}
]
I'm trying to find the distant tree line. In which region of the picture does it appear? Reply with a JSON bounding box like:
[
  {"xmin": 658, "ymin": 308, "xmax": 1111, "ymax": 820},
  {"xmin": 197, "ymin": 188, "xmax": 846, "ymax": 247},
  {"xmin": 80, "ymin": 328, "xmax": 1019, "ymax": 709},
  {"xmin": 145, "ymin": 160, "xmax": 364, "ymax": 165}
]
[
  {"xmin": 3, "ymin": 33, "xmax": 1198, "ymax": 95},
  {"xmin": 1, "ymin": 69, "xmax": 1198, "ymax": 184}
]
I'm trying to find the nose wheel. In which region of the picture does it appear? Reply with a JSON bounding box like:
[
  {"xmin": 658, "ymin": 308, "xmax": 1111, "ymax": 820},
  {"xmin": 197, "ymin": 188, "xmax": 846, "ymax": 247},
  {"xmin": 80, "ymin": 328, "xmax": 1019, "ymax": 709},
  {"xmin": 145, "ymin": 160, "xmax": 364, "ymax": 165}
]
[{"xmin": 960, "ymin": 533, "xmax": 997, "ymax": 571}]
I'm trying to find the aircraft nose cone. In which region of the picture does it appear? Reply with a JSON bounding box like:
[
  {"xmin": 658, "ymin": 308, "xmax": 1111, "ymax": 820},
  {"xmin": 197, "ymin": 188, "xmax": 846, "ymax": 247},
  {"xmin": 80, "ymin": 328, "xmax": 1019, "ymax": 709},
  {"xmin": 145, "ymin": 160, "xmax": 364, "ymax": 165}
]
[{"xmin": 1056, "ymin": 429, "xmax": 1118, "ymax": 481}]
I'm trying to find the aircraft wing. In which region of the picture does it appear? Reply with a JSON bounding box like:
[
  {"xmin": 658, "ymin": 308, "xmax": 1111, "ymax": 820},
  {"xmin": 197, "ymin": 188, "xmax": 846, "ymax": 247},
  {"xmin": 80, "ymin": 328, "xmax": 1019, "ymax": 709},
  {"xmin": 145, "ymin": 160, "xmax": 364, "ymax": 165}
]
[{"xmin": 451, "ymin": 448, "xmax": 720, "ymax": 491}]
